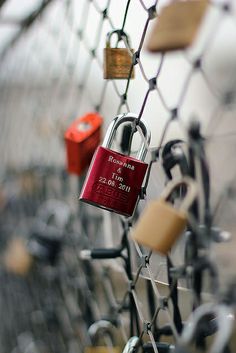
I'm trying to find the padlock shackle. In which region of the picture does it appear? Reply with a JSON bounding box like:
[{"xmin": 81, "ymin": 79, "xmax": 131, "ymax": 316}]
[
  {"xmin": 180, "ymin": 302, "xmax": 234, "ymax": 353},
  {"xmin": 106, "ymin": 29, "xmax": 131, "ymax": 48},
  {"xmin": 160, "ymin": 176, "xmax": 197, "ymax": 212},
  {"xmin": 102, "ymin": 113, "xmax": 151, "ymax": 161},
  {"xmin": 122, "ymin": 336, "xmax": 139, "ymax": 353},
  {"xmin": 88, "ymin": 320, "xmax": 114, "ymax": 338}
]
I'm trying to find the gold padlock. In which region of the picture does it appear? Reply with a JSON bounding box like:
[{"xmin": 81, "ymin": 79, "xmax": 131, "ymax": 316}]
[
  {"xmin": 3, "ymin": 238, "xmax": 33, "ymax": 276},
  {"xmin": 132, "ymin": 177, "xmax": 197, "ymax": 255},
  {"xmin": 84, "ymin": 347, "xmax": 121, "ymax": 353},
  {"xmin": 85, "ymin": 320, "xmax": 121, "ymax": 353},
  {"xmin": 146, "ymin": 0, "xmax": 208, "ymax": 52},
  {"xmin": 104, "ymin": 29, "xmax": 134, "ymax": 79}
]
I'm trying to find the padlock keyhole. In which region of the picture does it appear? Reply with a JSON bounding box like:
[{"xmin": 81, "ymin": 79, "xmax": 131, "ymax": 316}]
[{"xmin": 77, "ymin": 122, "xmax": 91, "ymax": 132}]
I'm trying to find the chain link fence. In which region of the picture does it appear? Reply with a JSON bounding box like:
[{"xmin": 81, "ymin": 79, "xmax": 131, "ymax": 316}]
[{"xmin": 0, "ymin": 0, "xmax": 236, "ymax": 352}]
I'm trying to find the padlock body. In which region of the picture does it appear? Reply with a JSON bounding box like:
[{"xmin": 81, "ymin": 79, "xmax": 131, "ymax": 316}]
[
  {"xmin": 84, "ymin": 347, "xmax": 121, "ymax": 353},
  {"xmin": 104, "ymin": 48, "xmax": 134, "ymax": 79},
  {"xmin": 80, "ymin": 146, "xmax": 148, "ymax": 217},
  {"xmin": 132, "ymin": 200, "xmax": 187, "ymax": 254},
  {"xmin": 147, "ymin": 0, "xmax": 208, "ymax": 52},
  {"xmin": 65, "ymin": 113, "xmax": 103, "ymax": 176},
  {"xmin": 4, "ymin": 238, "xmax": 33, "ymax": 276}
]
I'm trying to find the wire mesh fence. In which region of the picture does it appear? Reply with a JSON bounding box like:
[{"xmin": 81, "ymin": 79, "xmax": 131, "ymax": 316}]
[{"xmin": 1, "ymin": 0, "xmax": 236, "ymax": 352}]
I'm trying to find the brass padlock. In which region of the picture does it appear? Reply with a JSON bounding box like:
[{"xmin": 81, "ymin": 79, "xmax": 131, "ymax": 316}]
[
  {"xmin": 132, "ymin": 177, "xmax": 197, "ymax": 255},
  {"xmin": 146, "ymin": 0, "xmax": 208, "ymax": 52},
  {"xmin": 3, "ymin": 238, "xmax": 33, "ymax": 276},
  {"xmin": 84, "ymin": 348, "xmax": 120, "ymax": 353},
  {"xmin": 85, "ymin": 320, "xmax": 121, "ymax": 353},
  {"xmin": 104, "ymin": 29, "xmax": 134, "ymax": 79}
]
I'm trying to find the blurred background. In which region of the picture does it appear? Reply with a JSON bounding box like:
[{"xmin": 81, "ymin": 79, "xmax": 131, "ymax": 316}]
[{"xmin": 0, "ymin": 0, "xmax": 236, "ymax": 352}]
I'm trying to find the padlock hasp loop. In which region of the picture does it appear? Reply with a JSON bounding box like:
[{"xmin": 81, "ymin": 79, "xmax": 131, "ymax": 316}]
[
  {"xmin": 161, "ymin": 176, "xmax": 198, "ymax": 212},
  {"xmin": 106, "ymin": 29, "xmax": 131, "ymax": 48},
  {"xmin": 102, "ymin": 113, "xmax": 151, "ymax": 161}
]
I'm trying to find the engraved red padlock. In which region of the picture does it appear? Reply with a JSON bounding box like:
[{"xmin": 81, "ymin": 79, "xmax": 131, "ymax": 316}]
[
  {"xmin": 79, "ymin": 113, "xmax": 151, "ymax": 217},
  {"xmin": 64, "ymin": 112, "xmax": 103, "ymax": 176}
]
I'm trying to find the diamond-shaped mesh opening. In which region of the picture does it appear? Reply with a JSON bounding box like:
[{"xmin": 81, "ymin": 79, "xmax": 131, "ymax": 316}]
[{"xmin": 0, "ymin": 1, "xmax": 236, "ymax": 352}]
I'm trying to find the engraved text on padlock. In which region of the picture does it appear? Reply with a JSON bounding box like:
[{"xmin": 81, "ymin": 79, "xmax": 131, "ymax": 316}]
[{"xmin": 79, "ymin": 113, "xmax": 151, "ymax": 217}]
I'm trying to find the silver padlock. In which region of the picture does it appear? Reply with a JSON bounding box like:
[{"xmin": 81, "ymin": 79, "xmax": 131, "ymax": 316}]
[{"xmin": 122, "ymin": 336, "xmax": 139, "ymax": 353}]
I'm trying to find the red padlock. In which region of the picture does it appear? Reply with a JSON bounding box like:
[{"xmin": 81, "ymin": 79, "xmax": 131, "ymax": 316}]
[
  {"xmin": 64, "ymin": 112, "xmax": 103, "ymax": 176},
  {"xmin": 79, "ymin": 113, "xmax": 151, "ymax": 217}
]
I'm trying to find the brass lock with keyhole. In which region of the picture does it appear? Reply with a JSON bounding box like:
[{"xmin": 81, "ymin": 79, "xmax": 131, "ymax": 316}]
[
  {"xmin": 104, "ymin": 29, "xmax": 134, "ymax": 79},
  {"xmin": 146, "ymin": 0, "xmax": 208, "ymax": 52},
  {"xmin": 132, "ymin": 177, "xmax": 197, "ymax": 255}
]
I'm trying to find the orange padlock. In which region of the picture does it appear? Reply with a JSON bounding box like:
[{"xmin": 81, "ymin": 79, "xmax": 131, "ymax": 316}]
[{"xmin": 64, "ymin": 112, "xmax": 103, "ymax": 176}]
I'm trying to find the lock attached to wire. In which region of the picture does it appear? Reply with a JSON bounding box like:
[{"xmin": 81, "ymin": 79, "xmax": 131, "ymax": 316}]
[
  {"xmin": 64, "ymin": 112, "xmax": 103, "ymax": 176},
  {"xmin": 80, "ymin": 113, "xmax": 151, "ymax": 217},
  {"xmin": 132, "ymin": 177, "xmax": 197, "ymax": 254},
  {"xmin": 85, "ymin": 320, "xmax": 121, "ymax": 353},
  {"xmin": 104, "ymin": 29, "xmax": 134, "ymax": 79},
  {"xmin": 146, "ymin": 0, "xmax": 208, "ymax": 52}
]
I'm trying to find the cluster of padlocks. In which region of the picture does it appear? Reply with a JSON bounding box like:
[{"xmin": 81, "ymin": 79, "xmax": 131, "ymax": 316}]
[
  {"xmin": 60, "ymin": 1, "xmax": 236, "ymax": 352},
  {"xmin": 1, "ymin": 0, "xmax": 236, "ymax": 352}
]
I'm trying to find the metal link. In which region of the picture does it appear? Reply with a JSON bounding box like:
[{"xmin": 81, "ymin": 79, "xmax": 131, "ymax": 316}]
[{"xmin": 0, "ymin": 1, "xmax": 236, "ymax": 353}]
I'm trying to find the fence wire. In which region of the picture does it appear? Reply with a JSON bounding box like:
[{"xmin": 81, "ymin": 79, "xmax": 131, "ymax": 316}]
[{"xmin": 0, "ymin": 0, "xmax": 236, "ymax": 353}]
